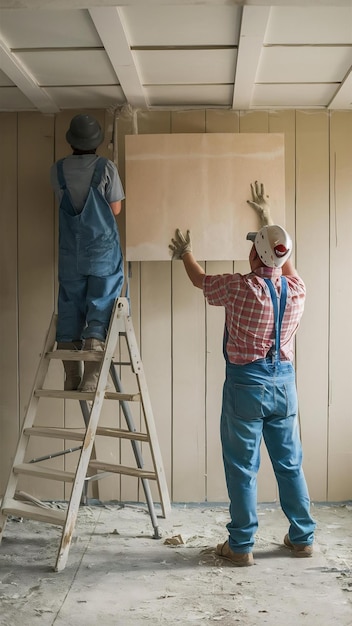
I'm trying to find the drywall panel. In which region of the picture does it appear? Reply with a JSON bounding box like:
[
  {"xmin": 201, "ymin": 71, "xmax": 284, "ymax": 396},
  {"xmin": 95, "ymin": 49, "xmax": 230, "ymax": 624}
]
[
  {"xmin": 295, "ymin": 110, "xmax": 329, "ymax": 501},
  {"xmin": 0, "ymin": 113, "xmax": 19, "ymax": 498},
  {"xmin": 328, "ymin": 111, "xmax": 352, "ymax": 500},
  {"xmin": 125, "ymin": 132, "xmax": 285, "ymax": 261}
]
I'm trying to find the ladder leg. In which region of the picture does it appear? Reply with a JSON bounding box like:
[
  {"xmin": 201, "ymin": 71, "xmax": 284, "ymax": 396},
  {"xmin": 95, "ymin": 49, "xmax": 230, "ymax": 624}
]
[
  {"xmin": 124, "ymin": 316, "xmax": 171, "ymax": 518},
  {"xmin": 0, "ymin": 314, "xmax": 57, "ymax": 544},
  {"xmin": 54, "ymin": 307, "xmax": 127, "ymax": 572},
  {"xmin": 79, "ymin": 400, "xmax": 99, "ymax": 505},
  {"xmin": 109, "ymin": 364, "xmax": 161, "ymax": 539}
]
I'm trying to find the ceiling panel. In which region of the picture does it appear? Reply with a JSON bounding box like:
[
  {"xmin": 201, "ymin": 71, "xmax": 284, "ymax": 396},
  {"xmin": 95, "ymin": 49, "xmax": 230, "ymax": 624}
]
[
  {"xmin": 45, "ymin": 85, "xmax": 126, "ymax": 109},
  {"xmin": 146, "ymin": 84, "xmax": 233, "ymax": 107},
  {"xmin": 15, "ymin": 50, "xmax": 119, "ymax": 86},
  {"xmin": 120, "ymin": 5, "xmax": 241, "ymax": 46},
  {"xmin": 257, "ymin": 47, "xmax": 352, "ymax": 83},
  {"xmin": 252, "ymin": 83, "xmax": 339, "ymax": 108},
  {"xmin": 0, "ymin": 68, "xmax": 14, "ymax": 86},
  {"xmin": 266, "ymin": 6, "xmax": 352, "ymax": 44},
  {"xmin": 0, "ymin": 86, "xmax": 35, "ymax": 109},
  {"xmin": 137, "ymin": 49, "xmax": 236, "ymax": 85},
  {"xmin": 0, "ymin": 9, "xmax": 102, "ymax": 48}
]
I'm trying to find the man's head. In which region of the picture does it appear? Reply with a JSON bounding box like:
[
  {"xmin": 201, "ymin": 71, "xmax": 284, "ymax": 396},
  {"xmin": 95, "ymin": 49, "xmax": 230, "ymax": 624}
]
[
  {"xmin": 247, "ymin": 225, "xmax": 292, "ymax": 269},
  {"xmin": 66, "ymin": 114, "xmax": 104, "ymax": 151}
]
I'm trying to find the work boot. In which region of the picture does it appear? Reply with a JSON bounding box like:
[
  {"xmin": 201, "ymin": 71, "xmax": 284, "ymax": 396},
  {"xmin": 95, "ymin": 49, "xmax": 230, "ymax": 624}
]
[
  {"xmin": 57, "ymin": 341, "xmax": 83, "ymax": 391},
  {"xmin": 215, "ymin": 541, "xmax": 254, "ymax": 567},
  {"xmin": 284, "ymin": 534, "xmax": 313, "ymax": 558},
  {"xmin": 79, "ymin": 338, "xmax": 105, "ymax": 392}
]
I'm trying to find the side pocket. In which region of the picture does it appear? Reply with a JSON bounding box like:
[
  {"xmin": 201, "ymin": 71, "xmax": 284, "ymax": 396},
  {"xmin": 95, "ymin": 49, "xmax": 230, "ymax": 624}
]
[{"xmin": 234, "ymin": 383, "xmax": 265, "ymax": 419}]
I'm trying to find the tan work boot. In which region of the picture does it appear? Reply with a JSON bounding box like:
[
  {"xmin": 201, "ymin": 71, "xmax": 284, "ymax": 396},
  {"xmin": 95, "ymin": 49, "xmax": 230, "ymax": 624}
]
[
  {"xmin": 79, "ymin": 338, "xmax": 105, "ymax": 392},
  {"xmin": 216, "ymin": 541, "xmax": 254, "ymax": 566},
  {"xmin": 284, "ymin": 534, "xmax": 313, "ymax": 557},
  {"xmin": 57, "ymin": 341, "xmax": 82, "ymax": 391}
]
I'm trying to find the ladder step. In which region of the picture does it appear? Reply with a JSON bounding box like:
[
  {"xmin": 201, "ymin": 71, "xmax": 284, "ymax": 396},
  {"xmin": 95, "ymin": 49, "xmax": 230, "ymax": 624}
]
[
  {"xmin": 2, "ymin": 498, "xmax": 66, "ymax": 526},
  {"xmin": 35, "ymin": 389, "xmax": 140, "ymax": 401},
  {"xmin": 13, "ymin": 463, "xmax": 76, "ymax": 482},
  {"xmin": 47, "ymin": 350, "xmax": 103, "ymax": 362},
  {"xmin": 24, "ymin": 427, "xmax": 85, "ymax": 441},
  {"xmin": 89, "ymin": 460, "xmax": 157, "ymax": 480},
  {"xmin": 24, "ymin": 426, "xmax": 148, "ymax": 442},
  {"xmin": 96, "ymin": 427, "xmax": 149, "ymax": 442}
]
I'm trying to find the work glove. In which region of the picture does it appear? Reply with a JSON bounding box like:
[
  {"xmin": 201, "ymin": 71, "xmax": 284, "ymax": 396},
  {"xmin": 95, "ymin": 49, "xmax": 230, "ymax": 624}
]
[
  {"xmin": 247, "ymin": 181, "xmax": 274, "ymax": 226},
  {"xmin": 169, "ymin": 229, "xmax": 192, "ymax": 260}
]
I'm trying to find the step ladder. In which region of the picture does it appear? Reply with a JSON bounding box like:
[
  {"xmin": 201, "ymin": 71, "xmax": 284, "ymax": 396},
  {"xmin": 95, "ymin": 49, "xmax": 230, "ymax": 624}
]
[{"xmin": 0, "ymin": 297, "xmax": 171, "ymax": 572}]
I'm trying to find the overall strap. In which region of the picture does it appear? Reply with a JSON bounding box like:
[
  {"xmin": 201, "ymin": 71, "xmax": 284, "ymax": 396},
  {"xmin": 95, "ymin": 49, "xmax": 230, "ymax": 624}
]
[
  {"xmin": 56, "ymin": 159, "xmax": 67, "ymax": 190},
  {"xmin": 264, "ymin": 276, "xmax": 287, "ymax": 364},
  {"xmin": 91, "ymin": 157, "xmax": 108, "ymax": 188}
]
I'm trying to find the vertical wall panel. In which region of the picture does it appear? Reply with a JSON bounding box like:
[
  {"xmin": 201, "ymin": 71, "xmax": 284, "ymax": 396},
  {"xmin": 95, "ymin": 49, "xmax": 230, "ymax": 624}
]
[
  {"xmin": 17, "ymin": 112, "xmax": 63, "ymax": 499},
  {"xmin": 140, "ymin": 262, "xmax": 172, "ymax": 501},
  {"xmin": 328, "ymin": 111, "xmax": 352, "ymax": 500},
  {"xmin": 0, "ymin": 113, "xmax": 19, "ymax": 497},
  {"xmin": 171, "ymin": 110, "xmax": 206, "ymax": 501},
  {"xmin": 295, "ymin": 111, "xmax": 330, "ymax": 501}
]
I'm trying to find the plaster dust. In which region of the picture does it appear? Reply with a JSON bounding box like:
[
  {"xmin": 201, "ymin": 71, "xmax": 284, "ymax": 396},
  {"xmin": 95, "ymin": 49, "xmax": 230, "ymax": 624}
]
[{"xmin": 0, "ymin": 503, "xmax": 351, "ymax": 626}]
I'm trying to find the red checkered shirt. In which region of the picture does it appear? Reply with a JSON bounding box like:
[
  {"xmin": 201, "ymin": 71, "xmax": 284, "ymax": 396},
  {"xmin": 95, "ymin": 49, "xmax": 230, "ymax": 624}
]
[{"xmin": 203, "ymin": 266, "xmax": 305, "ymax": 365}]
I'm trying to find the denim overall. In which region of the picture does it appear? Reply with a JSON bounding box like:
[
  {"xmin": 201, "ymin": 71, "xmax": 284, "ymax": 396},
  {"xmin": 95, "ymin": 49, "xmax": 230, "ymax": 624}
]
[
  {"xmin": 221, "ymin": 277, "xmax": 315, "ymax": 554},
  {"xmin": 56, "ymin": 157, "xmax": 124, "ymax": 342}
]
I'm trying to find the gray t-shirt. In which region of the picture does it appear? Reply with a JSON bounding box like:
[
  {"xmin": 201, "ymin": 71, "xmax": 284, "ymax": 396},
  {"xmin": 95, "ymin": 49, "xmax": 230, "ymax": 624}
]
[{"xmin": 50, "ymin": 154, "xmax": 125, "ymax": 212}]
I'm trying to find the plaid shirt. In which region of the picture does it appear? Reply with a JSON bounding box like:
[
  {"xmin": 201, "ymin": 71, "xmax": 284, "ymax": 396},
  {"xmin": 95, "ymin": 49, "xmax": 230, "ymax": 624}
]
[{"xmin": 203, "ymin": 266, "xmax": 305, "ymax": 365}]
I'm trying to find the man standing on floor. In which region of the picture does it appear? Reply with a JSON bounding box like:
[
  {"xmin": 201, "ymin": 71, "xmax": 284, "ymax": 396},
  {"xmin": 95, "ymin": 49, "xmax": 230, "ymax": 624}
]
[
  {"xmin": 51, "ymin": 113, "xmax": 125, "ymax": 392},
  {"xmin": 169, "ymin": 182, "xmax": 316, "ymax": 566}
]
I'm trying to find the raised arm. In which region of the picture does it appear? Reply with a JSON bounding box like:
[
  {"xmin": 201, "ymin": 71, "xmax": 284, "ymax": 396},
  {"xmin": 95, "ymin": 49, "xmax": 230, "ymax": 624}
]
[{"xmin": 169, "ymin": 229, "xmax": 205, "ymax": 289}]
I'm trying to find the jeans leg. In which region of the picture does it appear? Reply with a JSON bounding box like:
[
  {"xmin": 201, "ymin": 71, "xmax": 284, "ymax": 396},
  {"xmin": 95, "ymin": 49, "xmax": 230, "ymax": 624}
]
[
  {"xmin": 263, "ymin": 380, "xmax": 316, "ymax": 545},
  {"xmin": 56, "ymin": 280, "xmax": 87, "ymax": 342},
  {"xmin": 221, "ymin": 376, "xmax": 263, "ymax": 553},
  {"xmin": 83, "ymin": 270, "xmax": 124, "ymax": 341}
]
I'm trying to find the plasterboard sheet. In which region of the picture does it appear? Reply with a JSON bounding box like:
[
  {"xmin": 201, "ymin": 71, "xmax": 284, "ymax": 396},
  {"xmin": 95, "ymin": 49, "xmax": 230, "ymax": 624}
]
[{"xmin": 125, "ymin": 133, "xmax": 285, "ymax": 261}]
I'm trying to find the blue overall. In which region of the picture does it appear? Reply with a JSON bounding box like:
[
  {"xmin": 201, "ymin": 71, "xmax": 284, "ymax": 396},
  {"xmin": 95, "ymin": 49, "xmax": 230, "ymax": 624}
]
[
  {"xmin": 221, "ymin": 277, "xmax": 316, "ymax": 554},
  {"xmin": 56, "ymin": 157, "xmax": 124, "ymax": 342}
]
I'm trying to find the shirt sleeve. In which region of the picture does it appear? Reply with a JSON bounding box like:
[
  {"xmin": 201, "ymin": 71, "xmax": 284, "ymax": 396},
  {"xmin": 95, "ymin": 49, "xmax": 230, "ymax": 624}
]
[
  {"xmin": 203, "ymin": 273, "xmax": 241, "ymax": 306},
  {"xmin": 105, "ymin": 160, "xmax": 125, "ymax": 203}
]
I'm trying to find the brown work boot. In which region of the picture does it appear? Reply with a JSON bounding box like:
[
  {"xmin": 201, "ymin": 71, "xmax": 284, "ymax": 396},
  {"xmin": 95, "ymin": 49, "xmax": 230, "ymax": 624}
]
[
  {"xmin": 57, "ymin": 341, "xmax": 82, "ymax": 390},
  {"xmin": 284, "ymin": 534, "xmax": 313, "ymax": 558},
  {"xmin": 216, "ymin": 541, "xmax": 254, "ymax": 567},
  {"xmin": 79, "ymin": 338, "xmax": 105, "ymax": 392}
]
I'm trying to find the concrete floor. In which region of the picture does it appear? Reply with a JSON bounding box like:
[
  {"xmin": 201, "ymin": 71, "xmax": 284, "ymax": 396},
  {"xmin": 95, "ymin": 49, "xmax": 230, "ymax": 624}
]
[{"xmin": 0, "ymin": 502, "xmax": 351, "ymax": 626}]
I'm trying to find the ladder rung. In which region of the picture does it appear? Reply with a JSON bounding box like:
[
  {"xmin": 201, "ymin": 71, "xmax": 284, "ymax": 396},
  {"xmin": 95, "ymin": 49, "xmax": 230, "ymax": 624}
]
[
  {"xmin": 89, "ymin": 460, "xmax": 157, "ymax": 480},
  {"xmin": 34, "ymin": 389, "xmax": 140, "ymax": 401},
  {"xmin": 105, "ymin": 391, "xmax": 140, "ymax": 401},
  {"xmin": 46, "ymin": 350, "xmax": 103, "ymax": 362},
  {"xmin": 24, "ymin": 427, "xmax": 85, "ymax": 441},
  {"xmin": 23, "ymin": 426, "xmax": 148, "ymax": 442},
  {"xmin": 13, "ymin": 463, "xmax": 76, "ymax": 482},
  {"xmin": 96, "ymin": 427, "xmax": 149, "ymax": 442},
  {"xmin": 2, "ymin": 498, "xmax": 66, "ymax": 526}
]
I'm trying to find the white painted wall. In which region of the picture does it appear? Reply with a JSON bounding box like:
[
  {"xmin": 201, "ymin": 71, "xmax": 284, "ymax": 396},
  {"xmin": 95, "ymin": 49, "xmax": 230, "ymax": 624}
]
[{"xmin": 1, "ymin": 108, "xmax": 351, "ymax": 504}]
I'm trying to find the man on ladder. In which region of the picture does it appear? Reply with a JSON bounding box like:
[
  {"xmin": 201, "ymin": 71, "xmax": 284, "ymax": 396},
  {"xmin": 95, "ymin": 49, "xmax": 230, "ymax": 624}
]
[{"xmin": 50, "ymin": 113, "xmax": 125, "ymax": 392}]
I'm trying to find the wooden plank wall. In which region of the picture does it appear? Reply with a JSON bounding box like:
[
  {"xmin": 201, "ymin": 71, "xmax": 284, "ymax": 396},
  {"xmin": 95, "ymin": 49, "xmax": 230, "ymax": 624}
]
[{"xmin": 1, "ymin": 108, "xmax": 351, "ymax": 504}]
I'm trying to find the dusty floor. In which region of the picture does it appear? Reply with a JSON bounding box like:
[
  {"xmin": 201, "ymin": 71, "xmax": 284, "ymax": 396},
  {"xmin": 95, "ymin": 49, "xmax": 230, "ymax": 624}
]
[{"xmin": 0, "ymin": 502, "xmax": 351, "ymax": 626}]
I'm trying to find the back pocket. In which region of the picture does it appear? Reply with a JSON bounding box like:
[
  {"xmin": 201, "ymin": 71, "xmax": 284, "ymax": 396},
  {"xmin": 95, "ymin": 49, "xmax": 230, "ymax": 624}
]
[{"xmin": 234, "ymin": 383, "xmax": 265, "ymax": 419}]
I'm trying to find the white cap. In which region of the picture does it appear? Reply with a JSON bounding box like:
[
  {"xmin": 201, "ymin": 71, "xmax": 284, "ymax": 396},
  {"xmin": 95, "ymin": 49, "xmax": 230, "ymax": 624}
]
[{"xmin": 246, "ymin": 225, "xmax": 292, "ymax": 268}]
